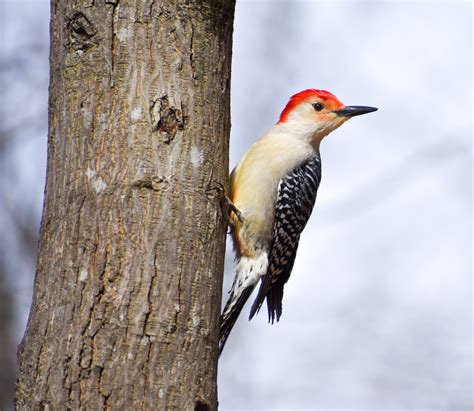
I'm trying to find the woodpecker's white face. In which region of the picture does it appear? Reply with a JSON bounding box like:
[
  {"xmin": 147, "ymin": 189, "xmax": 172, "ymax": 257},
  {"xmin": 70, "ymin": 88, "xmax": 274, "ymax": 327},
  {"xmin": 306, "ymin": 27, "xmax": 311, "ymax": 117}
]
[{"xmin": 277, "ymin": 89, "xmax": 377, "ymax": 146}]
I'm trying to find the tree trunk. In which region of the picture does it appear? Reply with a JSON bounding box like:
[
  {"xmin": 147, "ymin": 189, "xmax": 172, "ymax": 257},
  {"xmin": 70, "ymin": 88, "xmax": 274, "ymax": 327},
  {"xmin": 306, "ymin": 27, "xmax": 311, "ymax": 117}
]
[{"xmin": 16, "ymin": 1, "xmax": 235, "ymax": 409}]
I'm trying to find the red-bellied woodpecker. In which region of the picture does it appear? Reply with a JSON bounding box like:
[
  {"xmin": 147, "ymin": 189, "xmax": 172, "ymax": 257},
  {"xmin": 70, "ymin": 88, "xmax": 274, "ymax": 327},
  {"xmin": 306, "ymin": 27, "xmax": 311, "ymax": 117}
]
[{"xmin": 219, "ymin": 89, "xmax": 377, "ymax": 355}]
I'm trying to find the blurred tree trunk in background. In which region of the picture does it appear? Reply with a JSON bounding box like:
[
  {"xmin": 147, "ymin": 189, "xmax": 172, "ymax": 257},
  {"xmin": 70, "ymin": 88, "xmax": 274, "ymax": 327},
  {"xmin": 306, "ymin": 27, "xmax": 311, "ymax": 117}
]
[
  {"xmin": 16, "ymin": 1, "xmax": 235, "ymax": 409},
  {"xmin": 0, "ymin": 269, "xmax": 15, "ymax": 409}
]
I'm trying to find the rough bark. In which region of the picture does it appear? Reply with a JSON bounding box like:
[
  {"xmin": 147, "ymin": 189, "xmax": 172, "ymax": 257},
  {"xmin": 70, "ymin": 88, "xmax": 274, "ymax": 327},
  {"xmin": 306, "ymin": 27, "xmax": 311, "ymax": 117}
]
[{"xmin": 16, "ymin": 1, "xmax": 235, "ymax": 409}]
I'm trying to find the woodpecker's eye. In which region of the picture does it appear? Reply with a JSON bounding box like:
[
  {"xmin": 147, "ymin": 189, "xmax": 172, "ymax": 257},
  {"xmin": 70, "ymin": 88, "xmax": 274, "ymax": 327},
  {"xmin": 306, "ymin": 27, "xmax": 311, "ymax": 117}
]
[{"xmin": 313, "ymin": 103, "xmax": 324, "ymax": 111}]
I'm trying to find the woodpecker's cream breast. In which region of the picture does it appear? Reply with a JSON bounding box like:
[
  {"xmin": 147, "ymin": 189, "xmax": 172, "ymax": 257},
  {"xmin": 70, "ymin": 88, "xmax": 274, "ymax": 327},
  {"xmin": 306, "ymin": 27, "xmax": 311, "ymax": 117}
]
[{"xmin": 230, "ymin": 127, "xmax": 316, "ymax": 256}]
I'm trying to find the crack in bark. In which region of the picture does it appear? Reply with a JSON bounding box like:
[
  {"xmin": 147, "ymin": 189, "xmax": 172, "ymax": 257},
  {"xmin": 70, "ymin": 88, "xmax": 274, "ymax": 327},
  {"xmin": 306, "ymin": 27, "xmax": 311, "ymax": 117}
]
[
  {"xmin": 106, "ymin": 1, "xmax": 119, "ymax": 87},
  {"xmin": 141, "ymin": 334, "xmax": 153, "ymax": 408},
  {"xmin": 189, "ymin": 23, "xmax": 194, "ymax": 75},
  {"xmin": 143, "ymin": 254, "xmax": 158, "ymax": 337},
  {"xmin": 98, "ymin": 365, "xmax": 110, "ymax": 408},
  {"xmin": 148, "ymin": 0, "xmax": 157, "ymax": 18}
]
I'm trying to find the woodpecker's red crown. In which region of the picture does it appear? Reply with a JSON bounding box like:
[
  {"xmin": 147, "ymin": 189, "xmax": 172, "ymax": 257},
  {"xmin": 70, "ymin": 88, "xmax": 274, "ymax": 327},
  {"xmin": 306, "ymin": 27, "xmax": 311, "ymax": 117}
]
[{"xmin": 278, "ymin": 89, "xmax": 344, "ymax": 123}]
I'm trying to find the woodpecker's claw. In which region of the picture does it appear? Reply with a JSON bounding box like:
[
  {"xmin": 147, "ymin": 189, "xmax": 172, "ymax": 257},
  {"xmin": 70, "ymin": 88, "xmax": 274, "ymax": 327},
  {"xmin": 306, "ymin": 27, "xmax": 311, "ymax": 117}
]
[
  {"xmin": 206, "ymin": 181, "xmax": 244, "ymax": 223},
  {"xmin": 206, "ymin": 181, "xmax": 225, "ymax": 194},
  {"xmin": 228, "ymin": 202, "xmax": 243, "ymax": 223}
]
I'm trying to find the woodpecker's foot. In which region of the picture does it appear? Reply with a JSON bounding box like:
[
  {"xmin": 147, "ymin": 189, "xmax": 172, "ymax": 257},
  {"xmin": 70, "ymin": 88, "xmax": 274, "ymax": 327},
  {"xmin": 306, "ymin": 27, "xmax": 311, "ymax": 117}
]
[
  {"xmin": 206, "ymin": 181, "xmax": 243, "ymax": 223},
  {"xmin": 228, "ymin": 201, "xmax": 243, "ymax": 223}
]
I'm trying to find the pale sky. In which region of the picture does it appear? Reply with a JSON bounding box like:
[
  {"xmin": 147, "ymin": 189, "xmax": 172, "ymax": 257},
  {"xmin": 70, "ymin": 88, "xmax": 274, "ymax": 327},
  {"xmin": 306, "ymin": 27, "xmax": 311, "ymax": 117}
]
[{"xmin": 220, "ymin": 1, "xmax": 472, "ymax": 409}]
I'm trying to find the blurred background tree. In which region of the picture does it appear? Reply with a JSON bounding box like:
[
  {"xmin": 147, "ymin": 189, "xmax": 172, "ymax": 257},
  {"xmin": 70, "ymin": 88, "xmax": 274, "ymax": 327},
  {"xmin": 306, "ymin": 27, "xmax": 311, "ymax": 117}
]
[{"xmin": 0, "ymin": 4, "xmax": 49, "ymax": 408}]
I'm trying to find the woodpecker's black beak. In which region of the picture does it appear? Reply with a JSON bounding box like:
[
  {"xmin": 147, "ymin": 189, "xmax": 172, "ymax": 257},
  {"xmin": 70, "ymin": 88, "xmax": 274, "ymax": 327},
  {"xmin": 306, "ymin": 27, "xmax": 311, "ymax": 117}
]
[{"xmin": 333, "ymin": 106, "xmax": 378, "ymax": 117}]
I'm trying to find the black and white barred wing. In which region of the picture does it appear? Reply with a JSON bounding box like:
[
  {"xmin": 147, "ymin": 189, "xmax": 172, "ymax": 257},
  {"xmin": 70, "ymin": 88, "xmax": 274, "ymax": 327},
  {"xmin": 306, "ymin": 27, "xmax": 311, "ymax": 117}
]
[{"xmin": 249, "ymin": 155, "xmax": 322, "ymax": 322}]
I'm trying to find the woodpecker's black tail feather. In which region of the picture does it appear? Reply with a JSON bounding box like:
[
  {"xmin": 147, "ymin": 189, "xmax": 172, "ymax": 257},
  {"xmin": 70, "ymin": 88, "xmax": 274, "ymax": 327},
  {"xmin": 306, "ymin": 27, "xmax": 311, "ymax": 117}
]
[
  {"xmin": 219, "ymin": 286, "xmax": 254, "ymax": 356},
  {"xmin": 265, "ymin": 282, "xmax": 284, "ymax": 323},
  {"xmin": 248, "ymin": 275, "xmax": 271, "ymax": 320},
  {"xmin": 248, "ymin": 277, "xmax": 284, "ymax": 324}
]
